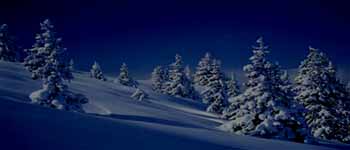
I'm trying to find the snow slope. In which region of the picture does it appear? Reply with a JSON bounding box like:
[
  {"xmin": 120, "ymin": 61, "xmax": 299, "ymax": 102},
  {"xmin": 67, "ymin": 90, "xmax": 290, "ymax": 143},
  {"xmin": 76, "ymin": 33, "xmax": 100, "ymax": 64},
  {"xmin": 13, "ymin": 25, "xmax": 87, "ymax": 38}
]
[{"xmin": 0, "ymin": 61, "xmax": 349, "ymax": 150}]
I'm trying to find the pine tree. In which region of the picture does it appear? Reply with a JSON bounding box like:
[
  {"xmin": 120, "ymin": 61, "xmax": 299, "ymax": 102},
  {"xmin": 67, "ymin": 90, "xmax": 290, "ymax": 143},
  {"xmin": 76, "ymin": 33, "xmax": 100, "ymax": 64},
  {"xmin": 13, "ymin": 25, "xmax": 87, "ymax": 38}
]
[
  {"xmin": 226, "ymin": 72, "xmax": 240, "ymax": 100},
  {"xmin": 151, "ymin": 66, "xmax": 165, "ymax": 93},
  {"xmin": 194, "ymin": 52, "xmax": 212, "ymax": 86},
  {"xmin": 24, "ymin": 19, "xmax": 88, "ymax": 112},
  {"xmin": 222, "ymin": 72, "xmax": 241, "ymax": 119},
  {"xmin": 202, "ymin": 59, "xmax": 227, "ymax": 114},
  {"xmin": 184, "ymin": 65, "xmax": 193, "ymax": 81},
  {"xmin": 294, "ymin": 46, "xmax": 350, "ymax": 143},
  {"xmin": 223, "ymin": 37, "xmax": 310, "ymax": 143},
  {"xmin": 0, "ymin": 24, "xmax": 22, "ymax": 62},
  {"xmin": 164, "ymin": 54, "xmax": 195, "ymax": 98},
  {"xmin": 69, "ymin": 59, "xmax": 74, "ymax": 71},
  {"xmin": 115, "ymin": 62, "xmax": 137, "ymax": 87},
  {"xmin": 90, "ymin": 61, "xmax": 107, "ymax": 81}
]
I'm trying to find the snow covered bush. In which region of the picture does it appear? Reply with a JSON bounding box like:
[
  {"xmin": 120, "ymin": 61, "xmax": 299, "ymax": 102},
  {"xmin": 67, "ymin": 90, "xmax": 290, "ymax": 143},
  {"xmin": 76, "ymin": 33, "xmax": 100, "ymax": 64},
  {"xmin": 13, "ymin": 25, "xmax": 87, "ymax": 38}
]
[
  {"xmin": 194, "ymin": 52, "xmax": 212, "ymax": 86},
  {"xmin": 24, "ymin": 19, "xmax": 88, "ymax": 112},
  {"xmin": 294, "ymin": 46, "xmax": 350, "ymax": 143},
  {"xmin": 131, "ymin": 88, "xmax": 148, "ymax": 101},
  {"xmin": 164, "ymin": 54, "xmax": 195, "ymax": 98},
  {"xmin": 30, "ymin": 82, "xmax": 88, "ymax": 112},
  {"xmin": 223, "ymin": 37, "xmax": 310, "ymax": 143},
  {"xmin": 0, "ymin": 24, "xmax": 23, "ymax": 62},
  {"xmin": 90, "ymin": 61, "xmax": 107, "ymax": 81},
  {"xmin": 115, "ymin": 62, "xmax": 138, "ymax": 87},
  {"xmin": 151, "ymin": 65, "xmax": 166, "ymax": 93},
  {"xmin": 201, "ymin": 59, "xmax": 227, "ymax": 114}
]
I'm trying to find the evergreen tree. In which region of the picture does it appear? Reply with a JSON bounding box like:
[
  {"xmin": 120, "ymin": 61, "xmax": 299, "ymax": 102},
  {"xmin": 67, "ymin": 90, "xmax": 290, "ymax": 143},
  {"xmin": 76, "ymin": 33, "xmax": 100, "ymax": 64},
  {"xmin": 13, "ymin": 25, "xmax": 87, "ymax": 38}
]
[
  {"xmin": 294, "ymin": 46, "xmax": 350, "ymax": 143},
  {"xmin": 90, "ymin": 61, "xmax": 107, "ymax": 81},
  {"xmin": 222, "ymin": 72, "xmax": 241, "ymax": 119},
  {"xmin": 0, "ymin": 24, "xmax": 22, "ymax": 62},
  {"xmin": 151, "ymin": 65, "xmax": 165, "ymax": 93},
  {"xmin": 69, "ymin": 59, "xmax": 74, "ymax": 71},
  {"xmin": 184, "ymin": 65, "xmax": 193, "ymax": 81},
  {"xmin": 164, "ymin": 54, "xmax": 195, "ymax": 98},
  {"xmin": 194, "ymin": 52, "xmax": 212, "ymax": 86},
  {"xmin": 223, "ymin": 37, "xmax": 310, "ymax": 143},
  {"xmin": 115, "ymin": 62, "xmax": 137, "ymax": 87},
  {"xmin": 24, "ymin": 19, "xmax": 88, "ymax": 112},
  {"xmin": 201, "ymin": 59, "xmax": 227, "ymax": 114},
  {"xmin": 226, "ymin": 72, "xmax": 240, "ymax": 100}
]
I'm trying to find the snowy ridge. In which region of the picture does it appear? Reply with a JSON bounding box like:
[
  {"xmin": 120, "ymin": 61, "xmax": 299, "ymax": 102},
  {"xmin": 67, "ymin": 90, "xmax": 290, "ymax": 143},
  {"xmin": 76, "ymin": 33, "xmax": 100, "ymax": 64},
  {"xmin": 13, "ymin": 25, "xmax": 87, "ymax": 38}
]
[{"xmin": 0, "ymin": 61, "xmax": 349, "ymax": 150}]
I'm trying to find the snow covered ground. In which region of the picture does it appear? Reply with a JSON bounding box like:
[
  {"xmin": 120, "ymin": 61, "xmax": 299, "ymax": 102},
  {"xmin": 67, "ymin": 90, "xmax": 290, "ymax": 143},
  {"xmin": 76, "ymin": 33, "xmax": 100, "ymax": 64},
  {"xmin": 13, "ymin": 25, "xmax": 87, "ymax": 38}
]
[{"xmin": 0, "ymin": 61, "xmax": 349, "ymax": 150}]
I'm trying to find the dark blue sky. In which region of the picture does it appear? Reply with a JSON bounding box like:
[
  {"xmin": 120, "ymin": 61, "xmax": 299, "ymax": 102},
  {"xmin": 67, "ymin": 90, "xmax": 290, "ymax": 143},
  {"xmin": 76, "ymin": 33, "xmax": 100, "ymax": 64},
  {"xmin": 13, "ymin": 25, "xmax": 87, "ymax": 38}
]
[{"xmin": 1, "ymin": 0, "xmax": 350, "ymax": 79}]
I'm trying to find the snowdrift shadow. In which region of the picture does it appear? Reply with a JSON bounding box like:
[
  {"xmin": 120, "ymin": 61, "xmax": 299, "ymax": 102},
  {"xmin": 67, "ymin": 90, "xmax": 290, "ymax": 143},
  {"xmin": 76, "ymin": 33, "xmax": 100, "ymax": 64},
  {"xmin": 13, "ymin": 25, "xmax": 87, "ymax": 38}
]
[
  {"xmin": 0, "ymin": 89, "xmax": 31, "ymax": 102},
  {"xmin": 151, "ymin": 94, "xmax": 207, "ymax": 109},
  {"xmin": 96, "ymin": 113, "xmax": 204, "ymax": 129},
  {"xmin": 0, "ymin": 99, "xmax": 243, "ymax": 150},
  {"xmin": 316, "ymin": 142, "xmax": 350, "ymax": 150}
]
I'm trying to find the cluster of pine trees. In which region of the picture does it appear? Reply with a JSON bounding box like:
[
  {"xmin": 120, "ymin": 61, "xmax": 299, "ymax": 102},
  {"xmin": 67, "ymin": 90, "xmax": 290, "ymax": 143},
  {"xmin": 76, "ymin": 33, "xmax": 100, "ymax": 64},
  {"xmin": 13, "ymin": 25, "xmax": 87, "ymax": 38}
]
[
  {"xmin": 151, "ymin": 54, "xmax": 195, "ymax": 99},
  {"xmin": 1, "ymin": 19, "xmax": 350, "ymax": 144},
  {"xmin": 149, "ymin": 37, "xmax": 350, "ymax": 143}
]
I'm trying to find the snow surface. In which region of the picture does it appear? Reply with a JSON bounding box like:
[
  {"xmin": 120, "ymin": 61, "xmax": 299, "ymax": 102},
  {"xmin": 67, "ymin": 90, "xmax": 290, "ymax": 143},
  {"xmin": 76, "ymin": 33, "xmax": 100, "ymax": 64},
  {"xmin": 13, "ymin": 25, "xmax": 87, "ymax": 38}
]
[{"xmin": 0, "ymin": 61, "xmax": 349, "ymax": 150}]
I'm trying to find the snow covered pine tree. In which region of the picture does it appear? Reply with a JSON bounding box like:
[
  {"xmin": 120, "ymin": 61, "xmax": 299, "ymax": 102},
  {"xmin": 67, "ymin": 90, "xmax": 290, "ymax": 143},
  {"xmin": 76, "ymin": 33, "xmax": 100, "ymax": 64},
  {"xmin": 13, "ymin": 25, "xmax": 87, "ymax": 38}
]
[
  {"xmin": 164, "ymin": 54, "xmax": 195, "ymax": 98},
  {"xmin": 151, "ymin": 65, "xmax": 166, "ymax": 93},
  {"xmin": 24, "ymin": 19, "xmax": 88, "ymax": 112},
  {"xmin": 201, "ymin": 59, "xmax": 227, "ymax": 114},
  {"xmin": 0, "ymin": 24, "xmax": 22, "ymax": 62},
  {"xmin": 194, "ymin": 52, "xmax": 212, "ymax": 86},
  {"xmin": 222, "ymin": 73, "xmax": 241, "ymax": 119},
  {"xmin": 222, "ymin": 37, "xmax": 310, "ymax": 143},
  {"xmin": 115, "ymin": 62, "xmax": 138, "ymax": 87},
  {"xmin": 90, "ymin": 61, "xmax": 107, "ymax": 81},
  {"xmin": 69, "ymin": 59, "xmax": 74, "ymax": 71},
  {"xmin": 294, "ymin": 46, "xmax": 350, "ymax": 143},
  {"xmin": 184, "ymin": 65, "xmax": 193, "ymax": 81},
  {"xmin": 226, "ymin": 73, "xmax": 240, "ymax": 102}
]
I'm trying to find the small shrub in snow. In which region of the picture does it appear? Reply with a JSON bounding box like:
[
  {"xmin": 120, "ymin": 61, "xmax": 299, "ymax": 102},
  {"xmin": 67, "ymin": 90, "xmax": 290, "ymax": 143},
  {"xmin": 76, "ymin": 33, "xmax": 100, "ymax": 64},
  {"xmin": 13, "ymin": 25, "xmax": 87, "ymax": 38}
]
[{"xmin": 131, "ymin": 88, "xmax": 148, "ymax": 101}]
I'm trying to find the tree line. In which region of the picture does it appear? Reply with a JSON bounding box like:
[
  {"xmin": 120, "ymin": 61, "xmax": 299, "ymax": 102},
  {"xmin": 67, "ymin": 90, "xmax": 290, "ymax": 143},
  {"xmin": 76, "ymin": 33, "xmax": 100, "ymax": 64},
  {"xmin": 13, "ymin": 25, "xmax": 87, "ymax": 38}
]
[{"xmin": 1, "ymin": 19, "xmax": 350, "ymax": 144}]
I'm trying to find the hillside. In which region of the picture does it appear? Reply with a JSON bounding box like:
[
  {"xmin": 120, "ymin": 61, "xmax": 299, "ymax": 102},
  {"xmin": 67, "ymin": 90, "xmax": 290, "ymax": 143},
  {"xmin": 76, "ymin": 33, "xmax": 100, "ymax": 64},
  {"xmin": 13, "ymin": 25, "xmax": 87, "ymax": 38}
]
[{"xmin": 0, "ymin": 61, "xmax": 349, "ymax": 150}]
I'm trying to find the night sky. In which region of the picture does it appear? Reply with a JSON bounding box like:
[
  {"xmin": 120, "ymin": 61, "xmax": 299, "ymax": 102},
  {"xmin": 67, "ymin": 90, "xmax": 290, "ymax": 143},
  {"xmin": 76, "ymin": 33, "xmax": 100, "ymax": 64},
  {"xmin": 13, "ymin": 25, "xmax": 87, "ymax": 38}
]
[{"xmin": 1, "ymin": 0, "xmax": 350, "ymax": 79}]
